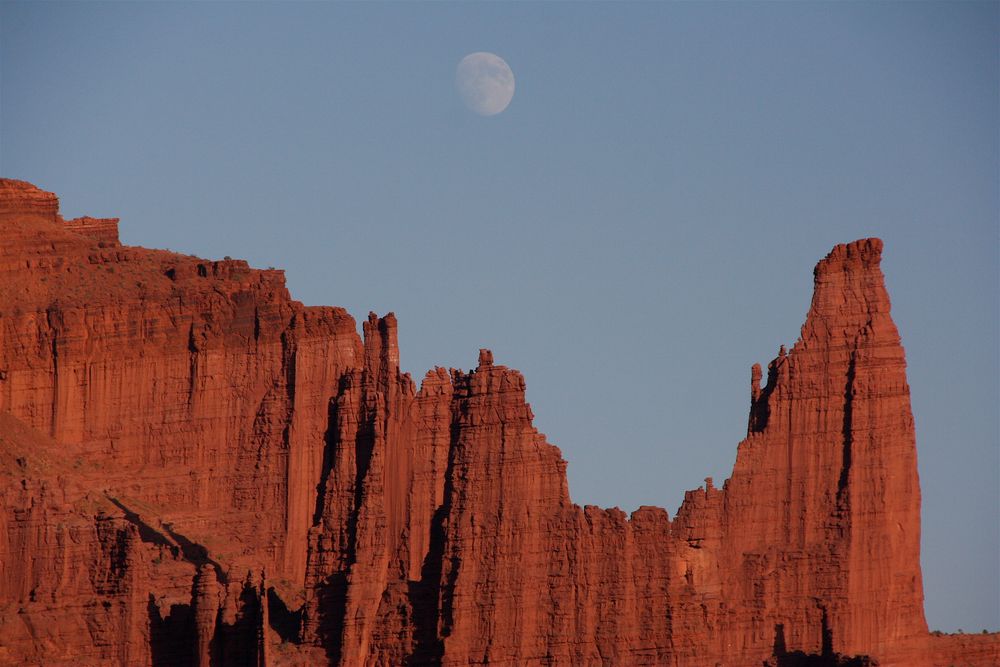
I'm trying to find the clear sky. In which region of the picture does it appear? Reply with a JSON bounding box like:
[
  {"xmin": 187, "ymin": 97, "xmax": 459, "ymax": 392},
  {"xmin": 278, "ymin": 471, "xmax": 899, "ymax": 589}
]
[{"xmin": 1, "ymin": 1, "xmax": 996, "ymax": 633}]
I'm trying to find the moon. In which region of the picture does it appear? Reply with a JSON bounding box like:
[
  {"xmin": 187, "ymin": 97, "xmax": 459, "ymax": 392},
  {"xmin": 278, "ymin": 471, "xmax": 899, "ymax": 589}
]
[{"xmin": 456, "ymin": 52, "xmax": 515, "ymax": 116}]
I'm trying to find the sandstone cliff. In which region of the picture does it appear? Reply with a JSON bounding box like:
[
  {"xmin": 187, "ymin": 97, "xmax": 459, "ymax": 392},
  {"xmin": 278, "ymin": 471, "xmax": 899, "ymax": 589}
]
[{"xmin": 0, "ymin": 179, "xmax": 995, "ymax": 666}]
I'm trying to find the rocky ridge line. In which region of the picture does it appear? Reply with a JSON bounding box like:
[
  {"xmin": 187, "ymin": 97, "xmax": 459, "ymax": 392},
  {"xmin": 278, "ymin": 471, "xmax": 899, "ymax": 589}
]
[{"xmin": 0, "ymin": 179, "xmax": 995, "ymax": 666}]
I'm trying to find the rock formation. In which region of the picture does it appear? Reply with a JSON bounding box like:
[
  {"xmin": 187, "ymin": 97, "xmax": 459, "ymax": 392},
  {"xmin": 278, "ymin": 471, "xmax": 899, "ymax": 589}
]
[{"xmin": 0, "ymin": 178, "xmax": 995, "ymax": 666}]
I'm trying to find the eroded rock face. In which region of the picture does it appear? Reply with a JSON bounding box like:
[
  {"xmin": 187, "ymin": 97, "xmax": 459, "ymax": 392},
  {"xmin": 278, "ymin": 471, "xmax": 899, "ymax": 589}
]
[{"xmin": 0, "ymin": 179, "xmax": 995, "ymax": 666}]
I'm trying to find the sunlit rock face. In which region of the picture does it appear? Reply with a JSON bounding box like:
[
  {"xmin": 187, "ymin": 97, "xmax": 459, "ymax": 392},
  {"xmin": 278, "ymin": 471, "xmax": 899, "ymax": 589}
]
[{"xmin": 0, "ymin": 179, "xmax": 995, "ymax": 666}]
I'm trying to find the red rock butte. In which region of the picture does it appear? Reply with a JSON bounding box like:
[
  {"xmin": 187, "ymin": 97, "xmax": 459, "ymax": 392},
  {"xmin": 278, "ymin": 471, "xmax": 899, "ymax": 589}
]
[{"xmin": 0, "ymin": 178, "xmax": 995, "ymax": 666}]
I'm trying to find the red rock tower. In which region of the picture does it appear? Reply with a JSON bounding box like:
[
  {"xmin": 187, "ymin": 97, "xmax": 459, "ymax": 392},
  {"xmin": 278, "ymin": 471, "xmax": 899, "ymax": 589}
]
[{"xmin": 706, "ymin": 238, "xmax": 928, "ymax": 662}]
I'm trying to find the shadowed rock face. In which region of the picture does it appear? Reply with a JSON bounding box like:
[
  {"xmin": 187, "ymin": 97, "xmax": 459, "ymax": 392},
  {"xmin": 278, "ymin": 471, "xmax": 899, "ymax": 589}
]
[{"xmin": 0, "ymin": 179, "xmax": 995, "ymax": 666}]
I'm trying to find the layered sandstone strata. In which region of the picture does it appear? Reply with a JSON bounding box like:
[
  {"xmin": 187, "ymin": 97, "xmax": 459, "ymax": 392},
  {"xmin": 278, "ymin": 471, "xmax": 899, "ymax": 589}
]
[{"xmin": 0, "ymin": 179, "xmax": 995, "ymax": 666}]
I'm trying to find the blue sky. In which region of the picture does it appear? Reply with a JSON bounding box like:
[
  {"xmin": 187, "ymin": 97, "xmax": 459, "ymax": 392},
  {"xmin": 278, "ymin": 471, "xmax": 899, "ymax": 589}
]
[{"xmin": 2, "ymin": 1, "xmax": 996, "ymax": 632}]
